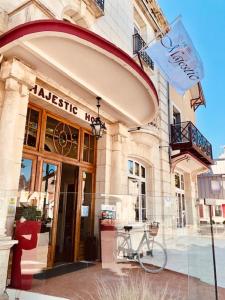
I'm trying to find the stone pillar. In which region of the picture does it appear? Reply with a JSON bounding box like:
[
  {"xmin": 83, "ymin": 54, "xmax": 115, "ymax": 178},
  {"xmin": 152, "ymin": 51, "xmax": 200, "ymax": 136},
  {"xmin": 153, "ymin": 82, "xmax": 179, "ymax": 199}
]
[
  {"xmin": 110, "ymin": 123, "xmax": 128, "ymax": 195},
  {"xmin": 0, "ymin": 58, "xmax": 36, "ymax": 298}
]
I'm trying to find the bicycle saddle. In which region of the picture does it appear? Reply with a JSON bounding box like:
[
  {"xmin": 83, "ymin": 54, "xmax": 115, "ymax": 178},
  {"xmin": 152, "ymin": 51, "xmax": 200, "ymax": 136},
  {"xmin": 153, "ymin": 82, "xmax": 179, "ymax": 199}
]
[{"xmin": 124, "ymin": 226, "xmax": 133, "ymax": 231}]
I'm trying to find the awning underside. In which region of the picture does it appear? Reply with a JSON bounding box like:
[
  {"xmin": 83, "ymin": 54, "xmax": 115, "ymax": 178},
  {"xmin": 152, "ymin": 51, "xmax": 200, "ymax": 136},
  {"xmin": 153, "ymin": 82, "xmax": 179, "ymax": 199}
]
[{"xmin": 0, "ymin": 21, "xmax": 158, "ymax": 126}]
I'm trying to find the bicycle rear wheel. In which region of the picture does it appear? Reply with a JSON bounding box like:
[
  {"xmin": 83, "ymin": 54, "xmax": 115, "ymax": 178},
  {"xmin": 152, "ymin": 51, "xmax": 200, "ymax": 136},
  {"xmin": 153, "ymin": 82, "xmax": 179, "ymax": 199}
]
[{"xmin": 138, "ymin": 240, "xmax": 167, "ymax": 273}]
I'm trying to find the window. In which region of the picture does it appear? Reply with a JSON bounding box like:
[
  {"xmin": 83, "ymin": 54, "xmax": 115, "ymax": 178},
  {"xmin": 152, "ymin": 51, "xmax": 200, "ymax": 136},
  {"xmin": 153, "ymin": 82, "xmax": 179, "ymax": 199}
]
[
  {"xmin": 215, "ymin": 205, "xmax": 222, "ymax": 217},
  {"xmin": 173, "ymin": 106, "xmax": 181, "ymax": 125},
  {"xmin": 128, "ymin": 160, "xmax": 134, "ymax": 175},
  {"xmin": 199, "ymin": 204, "xmax": 204, "ymax": 218},
  {"xmin": 175, "ymin": 173, "xmax": 184, "ymax": 191},
  {"xmin": 141, "ymin": 166, "xmax": 145, "ymax": 178},
  {"xmin": 175, "ymin": 173, "xmax": 180, "ymax": 189},
  {"xmin": 128, "ymin": 159, "xmax": 146, "ymax": 222},
  {"xmin": 83, "ymin": 132, "xmax": 95, "ymax": 163},
  {"xmin": 175, "ymin": 172, "xmax": 186, "ymax": 228},
  {"xmin": 181, "ymin": 174, "xmax": 184, "ymax": 190},
  {"xmin": 24, "ymin": 108, "xmax": 39, "ymax": 148},
  {"xmin": 135, "ymin": 162, "xmax": 139, "ymax": 176},
  {"xmin": 44, "ymin": 116, "xmax": 79, "ymax": 159}
]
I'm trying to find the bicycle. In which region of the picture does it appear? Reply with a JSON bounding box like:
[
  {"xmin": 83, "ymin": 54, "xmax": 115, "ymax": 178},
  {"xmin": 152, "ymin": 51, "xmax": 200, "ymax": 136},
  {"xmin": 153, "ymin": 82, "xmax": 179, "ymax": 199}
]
[{"xmin": 114, "ymin": 222, "xmax": 167, "ymax": 273}]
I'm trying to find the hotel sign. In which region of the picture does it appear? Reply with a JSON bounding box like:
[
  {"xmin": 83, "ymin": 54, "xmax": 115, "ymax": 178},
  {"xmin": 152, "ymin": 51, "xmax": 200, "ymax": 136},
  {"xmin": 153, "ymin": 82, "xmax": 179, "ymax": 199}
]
[{"xmin": 30, "ymin": 84, "xmax": 96, "ymax": 124}]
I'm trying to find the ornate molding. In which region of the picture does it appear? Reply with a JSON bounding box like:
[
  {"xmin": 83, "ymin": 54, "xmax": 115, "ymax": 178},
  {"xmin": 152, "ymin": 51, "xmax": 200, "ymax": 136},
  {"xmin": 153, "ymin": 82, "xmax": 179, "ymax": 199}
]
[
  {"xmin": 0, "ymin": 58, "xmax": 36, "ymax": 89},
  {"xmin": 171, "ymin": 153, "xmax": 189, "ymax": 173},
  {"xmin": 62, "ymin": 0, "xmax": 104, "ymax": 28}
]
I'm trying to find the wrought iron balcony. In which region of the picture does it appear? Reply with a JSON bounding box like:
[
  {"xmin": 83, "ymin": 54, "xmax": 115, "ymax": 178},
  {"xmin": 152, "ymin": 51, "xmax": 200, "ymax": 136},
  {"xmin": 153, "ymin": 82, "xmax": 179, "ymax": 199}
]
[
  {"xmin": 171, "ymin": 121, "xmax": 213, "ymax": 165},
  {"xmin": 133, "ymin": 33, "xmax": 154, "ymax": 70},
  {"xmin": 95, "ymin": 0, "xmax": 104, "ymax": 11}
]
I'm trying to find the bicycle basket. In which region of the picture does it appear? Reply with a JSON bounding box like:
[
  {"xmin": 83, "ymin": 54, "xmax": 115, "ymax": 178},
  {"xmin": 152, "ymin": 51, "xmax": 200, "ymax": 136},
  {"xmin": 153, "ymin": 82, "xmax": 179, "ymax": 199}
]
[{"xmin": 148, "ymin": 223, "xmax": 159, "ymax": 237}]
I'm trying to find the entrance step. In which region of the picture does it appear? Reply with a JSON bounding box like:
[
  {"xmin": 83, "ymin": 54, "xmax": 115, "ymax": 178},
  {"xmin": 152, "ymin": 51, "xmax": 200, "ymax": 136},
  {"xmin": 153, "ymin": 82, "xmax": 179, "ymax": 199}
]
[{"xmin": 33, "ymin": 262, "xmax": 95, "ymax": 280}]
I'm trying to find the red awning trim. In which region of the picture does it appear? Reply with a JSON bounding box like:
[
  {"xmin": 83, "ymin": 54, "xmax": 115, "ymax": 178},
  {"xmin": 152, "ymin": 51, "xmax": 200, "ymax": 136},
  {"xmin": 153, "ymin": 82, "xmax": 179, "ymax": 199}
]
[{"xmin": 0, "ymin": 20, "xmax": 158, "ymax": 103}]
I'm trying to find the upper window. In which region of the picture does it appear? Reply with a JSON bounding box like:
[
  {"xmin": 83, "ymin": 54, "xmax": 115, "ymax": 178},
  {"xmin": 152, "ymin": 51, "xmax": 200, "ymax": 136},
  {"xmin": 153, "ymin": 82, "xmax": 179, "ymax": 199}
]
[
  {"xmin": 83, "ymin": 132, "xmax": 95, "ymax": 164},
  {"xmin": 128, "ymin": 160, "xmax": 146, "ymax": 179},
  {"xmin": 24, "ymin": 107, "xmax": 39, "ymax": 148},
  {"xmin": 44, "ymin": 116, "xmax": 79, "ymax": 159},
  {"xmin": 23, "ymin": 106, "xmax": 96, "ymax": 166}
]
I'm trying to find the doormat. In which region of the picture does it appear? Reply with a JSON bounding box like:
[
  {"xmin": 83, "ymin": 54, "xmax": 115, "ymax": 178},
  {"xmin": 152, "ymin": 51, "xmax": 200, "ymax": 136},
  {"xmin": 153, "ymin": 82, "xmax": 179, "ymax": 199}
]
[{"xmin": 33, "ymin": 262, "xmax": 95, "ymax": 280}]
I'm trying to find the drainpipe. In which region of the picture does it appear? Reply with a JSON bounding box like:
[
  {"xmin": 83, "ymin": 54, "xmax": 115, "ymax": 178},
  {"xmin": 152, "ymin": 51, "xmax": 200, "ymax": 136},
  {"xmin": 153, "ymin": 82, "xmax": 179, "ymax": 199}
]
[{"xmin": 167, "ymin": 82, "xmax": 172, "ymax": 168}]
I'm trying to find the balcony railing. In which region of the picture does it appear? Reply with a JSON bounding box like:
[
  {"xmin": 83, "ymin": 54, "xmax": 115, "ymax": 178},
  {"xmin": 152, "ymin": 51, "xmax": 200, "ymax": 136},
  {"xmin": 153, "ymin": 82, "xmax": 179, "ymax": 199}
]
[
  {"xmin": 133, "ymin": 33, "xmax": 154, "ymax": 70},
  {"xmin": 171, "ymin": 121, "xmax": 213, "ymax": 165},
  {"xmin": 95, "ymin": 0, "xmax": 104, "ymax": 11}
]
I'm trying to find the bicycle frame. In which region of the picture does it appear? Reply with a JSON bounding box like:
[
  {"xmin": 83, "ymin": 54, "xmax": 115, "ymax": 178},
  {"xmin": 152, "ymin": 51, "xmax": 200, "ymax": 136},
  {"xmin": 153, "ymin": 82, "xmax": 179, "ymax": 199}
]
[{"xmin": 117, "ymin": 229, "xmax": 154, "ymax": 258}]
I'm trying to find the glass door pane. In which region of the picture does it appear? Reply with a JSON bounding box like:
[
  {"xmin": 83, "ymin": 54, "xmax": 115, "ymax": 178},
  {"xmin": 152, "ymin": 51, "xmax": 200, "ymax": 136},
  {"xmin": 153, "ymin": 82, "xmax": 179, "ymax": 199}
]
[
  {"xmin": 40, "ymin": 161, "xmax": 58, "ymax": 259},
  {"xmin": 79, "ymin": 171, "xmax": 93, "ymax": 259}
]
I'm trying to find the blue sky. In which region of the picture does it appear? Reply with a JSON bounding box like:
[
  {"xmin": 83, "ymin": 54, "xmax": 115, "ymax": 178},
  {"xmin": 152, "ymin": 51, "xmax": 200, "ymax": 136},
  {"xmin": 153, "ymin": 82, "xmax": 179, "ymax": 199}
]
[{"xmin": 158, "ymin": 0, "xmax": 225, "ymax": 158}]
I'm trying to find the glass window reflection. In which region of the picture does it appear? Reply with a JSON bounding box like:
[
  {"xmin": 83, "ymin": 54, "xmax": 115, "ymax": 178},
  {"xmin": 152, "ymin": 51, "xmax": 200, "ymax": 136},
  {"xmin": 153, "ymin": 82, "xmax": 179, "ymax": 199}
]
[
  {"xmin": 24, "ymin": 108, "xmax": 39, "ymax": 148},
  {"xmin": 19, "ymin": 158, "xmax": 33, "ymax": 192}
]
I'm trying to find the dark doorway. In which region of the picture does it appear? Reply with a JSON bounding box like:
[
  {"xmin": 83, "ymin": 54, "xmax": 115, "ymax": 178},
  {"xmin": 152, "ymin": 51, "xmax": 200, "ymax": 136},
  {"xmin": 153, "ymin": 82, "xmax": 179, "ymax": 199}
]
[{"xmin": 54, "ymin": 163, "xmax": 79, "ymax": 264}]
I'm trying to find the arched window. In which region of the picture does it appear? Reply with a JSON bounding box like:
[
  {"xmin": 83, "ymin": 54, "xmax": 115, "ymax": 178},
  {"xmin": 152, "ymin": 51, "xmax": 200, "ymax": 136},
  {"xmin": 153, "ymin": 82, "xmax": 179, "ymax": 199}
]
[{"xmin": 128, "ymin": 159, "xmax": 146, "ymax": 222}]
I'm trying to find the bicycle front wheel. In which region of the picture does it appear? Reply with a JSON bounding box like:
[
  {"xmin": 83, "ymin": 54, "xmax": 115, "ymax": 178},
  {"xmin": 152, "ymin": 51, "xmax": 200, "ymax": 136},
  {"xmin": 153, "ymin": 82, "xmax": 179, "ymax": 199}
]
[
  {"xmin": 114, "ymin": 234, "xmax": 130, "ymax": 261},
  {"xmin": 138, "ymin": 240, "xmax": 167, "ymax": 273}
]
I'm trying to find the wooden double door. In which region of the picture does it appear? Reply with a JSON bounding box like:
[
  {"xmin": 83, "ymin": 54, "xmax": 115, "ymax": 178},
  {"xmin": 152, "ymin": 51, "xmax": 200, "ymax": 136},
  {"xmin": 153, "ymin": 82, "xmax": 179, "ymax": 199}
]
[{"xmin": 18, "ymin": 153, "xmax": 94, "ymax": 267}]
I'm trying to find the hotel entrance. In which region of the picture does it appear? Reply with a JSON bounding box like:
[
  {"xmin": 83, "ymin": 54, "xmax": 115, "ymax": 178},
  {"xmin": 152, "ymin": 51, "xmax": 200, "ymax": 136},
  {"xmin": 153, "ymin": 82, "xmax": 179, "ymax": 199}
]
[
  {"xmin": 16, "ymin": 102, "xmax": 96, "ymax": 268},
  {"xmin": 54, "ymin": 163, "xmax": 79, "ymax": 264}
]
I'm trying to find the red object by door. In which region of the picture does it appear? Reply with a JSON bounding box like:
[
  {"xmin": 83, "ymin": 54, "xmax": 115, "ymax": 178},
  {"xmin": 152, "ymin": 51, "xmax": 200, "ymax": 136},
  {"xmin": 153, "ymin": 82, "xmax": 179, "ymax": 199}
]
[{"xmin": 11, "ymin": 220, "xmax": 41, "ymax": 290}]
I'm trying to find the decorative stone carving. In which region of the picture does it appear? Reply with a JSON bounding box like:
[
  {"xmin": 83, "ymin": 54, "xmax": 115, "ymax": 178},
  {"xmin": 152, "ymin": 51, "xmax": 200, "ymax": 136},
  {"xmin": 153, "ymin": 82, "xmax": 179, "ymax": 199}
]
[
  {"xmin": 62, "ymin": 0, "xmax": 103, "ymax": 28},
  {"xmin": 0, "ymin": 58, "xmax": 36, "ymax": 88}
]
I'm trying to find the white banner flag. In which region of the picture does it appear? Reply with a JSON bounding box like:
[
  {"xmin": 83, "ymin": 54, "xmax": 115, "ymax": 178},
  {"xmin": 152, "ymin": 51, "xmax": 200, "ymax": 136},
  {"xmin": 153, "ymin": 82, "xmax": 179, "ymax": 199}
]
[{"xmin": 145, "ymin": 20, "xmax": 204, "ymax": 94}]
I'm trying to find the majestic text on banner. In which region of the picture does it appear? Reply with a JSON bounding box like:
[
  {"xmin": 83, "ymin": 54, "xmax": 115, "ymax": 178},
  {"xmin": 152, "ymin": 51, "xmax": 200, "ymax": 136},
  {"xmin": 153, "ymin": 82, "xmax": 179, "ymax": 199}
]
[{"xmin": 145, "ymin": 20, "xmax": 204, "ymax": 94}]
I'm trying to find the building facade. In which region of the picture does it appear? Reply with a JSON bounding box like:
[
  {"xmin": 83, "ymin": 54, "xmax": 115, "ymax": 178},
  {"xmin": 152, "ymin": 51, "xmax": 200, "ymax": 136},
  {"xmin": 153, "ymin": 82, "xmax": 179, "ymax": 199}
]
[
  {"xmin": 198, "ymin": 148, "xmax": 225, "ymax": 224},
  {"xmin": 0, "ymin": 0, "xmax": 213, "ymax": 297}
]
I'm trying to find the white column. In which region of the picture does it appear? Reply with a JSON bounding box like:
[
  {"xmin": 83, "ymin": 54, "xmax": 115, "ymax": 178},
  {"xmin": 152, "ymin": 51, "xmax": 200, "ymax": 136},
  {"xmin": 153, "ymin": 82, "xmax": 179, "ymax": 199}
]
[
  {"xmin": 0, "ymin": 58, "xmax": 36, "ymax": 298},
  {"xmin": 110, "ymin": 123, "xmax": 128, "ymax": 195}
]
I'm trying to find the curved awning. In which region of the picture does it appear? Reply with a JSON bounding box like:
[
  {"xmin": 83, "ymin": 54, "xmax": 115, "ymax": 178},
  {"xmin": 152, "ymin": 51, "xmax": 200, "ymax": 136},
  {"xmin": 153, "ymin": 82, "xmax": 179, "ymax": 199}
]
[
  {"xmin": 171, "ymin": 151, "xmax": 209, "ymax": 174},
  {"xmin": 0, "ymin": 20, "xmax": 158, "ymax": 126}
]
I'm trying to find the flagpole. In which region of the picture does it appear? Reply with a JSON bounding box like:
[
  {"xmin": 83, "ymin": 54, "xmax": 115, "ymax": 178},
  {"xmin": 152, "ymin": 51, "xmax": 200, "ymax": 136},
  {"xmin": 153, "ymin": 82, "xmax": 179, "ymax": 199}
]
[{"xmin": 140, "ymin": 14, "xmax": 182, "ymax": 52}]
